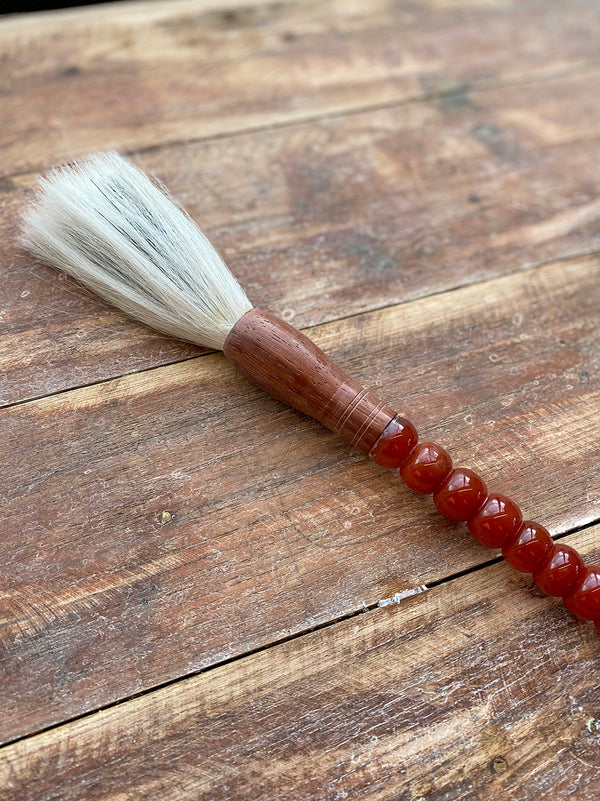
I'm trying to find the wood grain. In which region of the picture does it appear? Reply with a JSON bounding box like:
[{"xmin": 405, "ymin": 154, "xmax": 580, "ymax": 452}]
[
  {"xmin": 2, "ymin": 0, "xmax": 600, "ymax": 179},
  {"xmin": 4, "ymin": 68, "xmax": 600, "ymax": 406},
  {"xmin": 223, "ymin": 308, "xmax": 396, "ymax": 452},
  {"xmin": 1, "ymin": 253, "xmax": 598, "ymax": 745},
  {"xmin": 1, "ymin": 525, "xmax": 598, "ymax": 801},
  {"xmin": 2, "ymin": 1, "xmax": 600, "ymax": 793}
]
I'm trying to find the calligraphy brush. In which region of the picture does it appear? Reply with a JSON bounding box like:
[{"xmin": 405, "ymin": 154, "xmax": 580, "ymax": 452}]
[{"xmin": 21, "ymin": 152, "xmax": 600, "ymax": 635}]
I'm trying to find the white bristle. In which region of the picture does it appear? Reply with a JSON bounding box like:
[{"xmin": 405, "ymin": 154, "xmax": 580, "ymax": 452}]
[{"xmin": 21, "ymin": 152, "xmax": 253, "ymax": 350}]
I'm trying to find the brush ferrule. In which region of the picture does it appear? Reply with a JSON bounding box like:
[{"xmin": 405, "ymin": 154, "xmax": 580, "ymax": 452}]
[{"xmin": 223, "ymin": 309, "xmax": 396, "ymax": 453}]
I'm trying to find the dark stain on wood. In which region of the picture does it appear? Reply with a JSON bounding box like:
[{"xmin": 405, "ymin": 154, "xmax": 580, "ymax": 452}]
[
  {"xmin": 4, "ymin": 70, "xmax": 600, "ymax": 404},
  {"xmin": 3, "ymin": 0, "xmax": 600, "ymax": 178}
]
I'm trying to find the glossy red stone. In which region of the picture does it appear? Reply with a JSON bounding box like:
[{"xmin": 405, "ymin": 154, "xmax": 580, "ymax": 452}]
[
  {"xmin": 533, "ymin": 544, "xmax": 585, "ymax": 597},
  {"xmin": 433, "ymin": 468, "xmax": 487, "ymax": 522},
  {"xmin": 564, "ymin": 566, "xmax": 600, "ymax": 621},
  {"xmin": 370, "ymin": 415, "xmax": 418, "ymax": 469},
  {"xmin": 467, "ymin": 493, "xmax": 522, "ymax": 549},
  {"xmin": 399, "ymin": 441, "xmax": 452, "ymax": 494},
  {"xmin": 502, "ymin": 521, "xmax": 553, "ymax": 573}
]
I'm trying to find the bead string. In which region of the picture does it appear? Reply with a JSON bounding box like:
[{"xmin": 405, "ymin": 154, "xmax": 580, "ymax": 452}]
[{"xmin": 370, "ymin": 415, "xmax": 600, "ymax": 634}]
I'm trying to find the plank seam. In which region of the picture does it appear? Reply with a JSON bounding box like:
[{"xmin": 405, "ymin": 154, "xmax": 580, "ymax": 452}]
[
  {"xmin": 3, "ymin": 246, "xmax": 599, "ymax": 412},
  {"xmin": 3, "ymin": 59, "xmax": 600, "ymax": 184},
  {"xmin": 1, "ymin": 517, "xmax": 597, "ymax": 752}
]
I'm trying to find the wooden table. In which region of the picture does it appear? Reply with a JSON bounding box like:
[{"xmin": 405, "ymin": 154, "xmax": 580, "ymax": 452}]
[{"xmin": 1, "ymin": 1, "xmax": 599, "ymax": 798}]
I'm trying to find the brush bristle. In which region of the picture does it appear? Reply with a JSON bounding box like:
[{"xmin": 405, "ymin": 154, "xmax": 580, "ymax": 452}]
[{"xmin": 21, "ymin": 152, "xmax": 253, "ymax": 350}]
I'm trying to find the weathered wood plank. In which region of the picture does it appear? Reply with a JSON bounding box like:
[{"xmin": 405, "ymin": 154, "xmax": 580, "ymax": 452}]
[
  {"xmin": 2, "ymin": 0, "xmax": 600, "ymax": 179},
  {"xmin": 4, "ymin": 69, "xmax": 600, "ymax": 405},
  {"xmin": 1, "ymin": 254, "xmax": 598, "ymax": 744},
  {"xmin": 1, "ymin": 526, "xmax": 598, "ymax": 801}
]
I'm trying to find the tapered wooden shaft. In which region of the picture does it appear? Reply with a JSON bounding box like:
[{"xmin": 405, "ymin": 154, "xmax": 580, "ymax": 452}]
[
  {"xmin": 225, "ymin": 315, "xmax": 600, "ymax": 632},
  {"xmin": 223, "ymin": 309, "xmax": 396, "ymax": 453}
]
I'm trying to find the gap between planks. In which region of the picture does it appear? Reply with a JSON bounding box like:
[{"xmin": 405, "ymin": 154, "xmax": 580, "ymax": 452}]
[
  {"xmin": 0, "ymin": 517, "xmax": 597, "ymax": 756},
  {"xmin": 3, "ymin": 0, "xmax": 600, "ymax": 182},
  {"xmin": 3, "ymin": 60, "xmax": 600, "ymax": 187},
  {"xmin": 6, "ymin": 60, "xmax": 600, "ymax": 405},
  {"xmin": 2, "ymin": 247, "xmax": 599, "ymax": 413}
]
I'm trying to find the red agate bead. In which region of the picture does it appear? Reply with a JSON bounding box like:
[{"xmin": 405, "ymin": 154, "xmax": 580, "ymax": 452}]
[
  {"xmin": 433, "ymin": 468, "xmax": 487, "ymax": 522},
  {"xmin": 564, "ymin": 566, "xmax": 600, "ymax": 621},
  {"xmin": 533, "ymin": 544, "xmax": 585, "ymax": 597},
  {"xmin": 467, "ymin": 493, "xmax": 522, "ymax": 549},
  {"xmin": 399, "ymin": 442, "xmax": 452, "ymax": 494},
  {"xmin": 370, "ymin": 416, "xmax": 418, "ymax": 469},
  {"xmin": 502, "ymin": 521, "xmax": 553, "ymax": 573}
]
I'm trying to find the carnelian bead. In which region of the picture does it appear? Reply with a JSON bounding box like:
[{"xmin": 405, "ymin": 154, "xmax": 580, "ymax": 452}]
[
  {"xmin": 564, "ymin": 566, "xmax": 600, "ymax": 621},
  {"xmin": 467, "ymin": 493, "xmax": 522, "ymax": 549},
  {"xmin": 370, "ymin": 415, "xmax": 418, "ymax": 469},
  {"xmin": 533, "ymin": 544, "xmax": 585, "ymax": 597},
  {"xmin": 399, "ymin": 442, "xmax": 452, "ymax": 494},
  {"xmin": 502, "ymin": 521, "xmax": 553, "ymax": 573},
  {"xmin": 433, "ymin": 468, "xmax": 487, "ymax": 522}
]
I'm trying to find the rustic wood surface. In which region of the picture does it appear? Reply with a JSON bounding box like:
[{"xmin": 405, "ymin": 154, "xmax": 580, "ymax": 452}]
[
  {"xmin": 2, "ymin": 0, "xmax": 600, "ymax": 179},
  {"xmin": 1, "ymin": 526, "xmax": 599, "ymax": 801},
  {"xmin": 1, "ymin": 0, "xmax": 599, "ymax": 799},
  {"xmin": 4, "ymin": 69, "xmax": 600, "ymax": 405}
]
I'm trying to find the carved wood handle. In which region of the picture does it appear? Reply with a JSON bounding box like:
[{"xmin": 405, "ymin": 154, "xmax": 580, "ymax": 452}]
[{"xmin": 223, "ymin": 309, "xmax": 396, "ymax": 453}]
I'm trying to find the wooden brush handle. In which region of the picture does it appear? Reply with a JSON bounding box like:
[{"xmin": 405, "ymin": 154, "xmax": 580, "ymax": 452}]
[
  {"xmin": 224, "ymin": 311, "xmax": 600, "ymax": 632},
  {"xmin": 223, "ymin": 309, "xmax": 396, "ymax": 453}
]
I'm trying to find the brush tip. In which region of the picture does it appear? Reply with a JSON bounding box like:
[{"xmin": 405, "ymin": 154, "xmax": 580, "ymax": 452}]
[{"xmin": 22, "ymin": 151, "xmax": 253, "ymax": 350}]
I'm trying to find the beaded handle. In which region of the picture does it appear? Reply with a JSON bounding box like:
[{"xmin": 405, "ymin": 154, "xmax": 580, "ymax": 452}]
[
  {"xmin": 371, "ymin": 416, "xmax": 600, "ymax": 633},
  {"xmin": 225, "ymin": 310, "xmax": 600, "ymax": 634}
]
